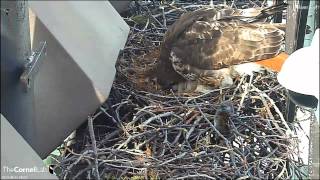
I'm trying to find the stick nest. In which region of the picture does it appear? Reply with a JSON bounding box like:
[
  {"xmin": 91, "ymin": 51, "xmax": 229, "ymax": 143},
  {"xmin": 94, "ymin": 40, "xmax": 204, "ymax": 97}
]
[{"xmin": 54, "ymin": 1, "xmax": 308, "ymax": 179}]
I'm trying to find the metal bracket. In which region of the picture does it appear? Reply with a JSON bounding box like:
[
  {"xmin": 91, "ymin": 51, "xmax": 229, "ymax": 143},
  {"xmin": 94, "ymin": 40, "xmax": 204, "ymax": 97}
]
[{"xmin": 20, "ymin": 41, "xmax": 47, "ymax": 92}]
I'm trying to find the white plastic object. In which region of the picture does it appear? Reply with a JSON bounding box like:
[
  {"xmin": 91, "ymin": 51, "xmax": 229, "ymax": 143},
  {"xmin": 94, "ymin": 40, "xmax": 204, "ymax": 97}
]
[{"xmin": 277, "ymin": 29, "xmax": 319, "ymax": 120}]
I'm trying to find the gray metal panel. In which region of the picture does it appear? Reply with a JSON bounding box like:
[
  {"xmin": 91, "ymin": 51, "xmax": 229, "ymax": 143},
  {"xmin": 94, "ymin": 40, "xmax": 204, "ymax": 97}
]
[
  {"xmin": 109, "ymin": 0, "xmax": 131, "ymax": 13},
  {"xmin": 1, "ymin": 0, "xmax": 37, "ymax": 150},
  {"xmin": 30, "ymin": 16, "xmax": 103, "ymax": 158},
  {"xmin": 1, "ymin": 1, "xmax": 129, "ymax": 158},
  {"xmin": 28, "ymin": 1, "xmax": 129, "ymax": 158},
  {"xmin": 29, "ymin": 1, "xmax": 129, "ymax": 98},
  {"xmin": 1, "ymin": 114, "xmax": 57, "ymax": 179}
]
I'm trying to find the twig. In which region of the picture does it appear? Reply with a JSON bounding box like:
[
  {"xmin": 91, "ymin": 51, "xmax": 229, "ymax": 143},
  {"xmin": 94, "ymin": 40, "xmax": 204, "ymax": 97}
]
[
  {"xmin": 238, "ymin": 74, "xmax": 253, "ymax": 111},
  {"xmin": 88, "ymin": 116, "xmax": 100, "ymax": 180}
]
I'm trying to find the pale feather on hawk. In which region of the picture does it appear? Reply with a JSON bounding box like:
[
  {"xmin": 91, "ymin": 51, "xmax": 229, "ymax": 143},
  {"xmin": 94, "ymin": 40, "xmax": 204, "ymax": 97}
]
[{"xmin": 150, "ymin": 3, "xmax": 288, "ymax": 92}]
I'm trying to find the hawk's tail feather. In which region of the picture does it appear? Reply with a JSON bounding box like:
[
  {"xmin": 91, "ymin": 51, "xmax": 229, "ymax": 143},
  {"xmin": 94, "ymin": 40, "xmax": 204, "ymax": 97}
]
[
  {"xmin": 236, "ymin": 23, "xmax": 285, "ymax": 64},
  {"xmin": 261, "ymin": 2, "xmax": 288, "ymax": 15},
  {"xmin": 249, "ymin": 2, "xmax": 288, "ymax": 23},
  {"xmin": 254, "ymin": 52, "xmax": 289, "ymax": 72}
]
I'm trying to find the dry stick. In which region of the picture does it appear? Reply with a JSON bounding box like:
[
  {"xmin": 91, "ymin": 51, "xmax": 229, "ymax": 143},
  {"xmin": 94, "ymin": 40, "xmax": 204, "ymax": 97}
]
[
  {"xmin": 153, "ymin": 4, "xmax": 186, "ymax": 18},
  {"xmin": 141, "ymin": 111, "xmax": 174, "ymax": 126},
  {"xmin": 185, "ymin": 87, "xmax": 230, "ymax": 105},
  {"xmin": 238, "ymin": 74, "xmax": 253, "ymax": 111},
  {"xmin": 172, "ymin": 130, "xmax": 183, "ymax": 145},
  {"xmin": 261, "ymin": 0, "xmax": 267, "ymax": 8},
  {"xmin": 160, "ymin": 6, "xmax": 167, "ymax": 28},
  {"xmin": 254, "ymin": 90, "xmax": 284, "ymax": 136},
  {"xmin": 99, "ymin": 106, "xmax": 117, "ymax": 124},
  {"xmin": 100, "ymin": 106, "xmax": 131, "ymax": 141},
  {"xmin": 142, "ymin": 18, "xmax": 150, "ymax": 31},
  {"xmin": 138, "ymin": 1, "xmax": 164, "ymax": 28},
  {"xmin": 231, "ymin": 0, "xmax": 238, "ymax": 8},
  {"xmin": 230, "ymin": 75, "xmax": 246, "ymax": 101},
  {"xmin": 128, "ymin": 105, "xmax": 158, "ymax": 126},
  {"xmin": 63, "ymin": 150, "xmax": 92, "ymax": 179},
  {"xmin": 186, "ymin": 116, "xmax": 202, "ymax": 140},
  {"xmin": 236, "ymin": 175, "xmax": 251, "ymax": 180},
  {"xmin": 97, "ymin": 129, "xmax": 121, "ymax": 148},
  {"xmin": 159, "ymin": 152, "xmax": 187, "ymax": 166},
  {"xmin": 172, "ymin": 173, "xmax": 216, "ymax": 180},
  {"xmin": 275, "ymin": 160, "xmax": 287, "ymax": 180},
  {"xmin": 88, "ymin": 116, "xmax": 100, "ymax": 180},
  {"xmin": 72, "ymin": 166, "xmax": 94, "ymax": 180},
  {"xmin": 251, "ymin": 85, "xmax": 292, "ymax": 135},
  {"xmin": 116, "ymin": 129, "xmax": 156, "ymax": 150},
  {"xmin": 248, "ymin": 0, "xmax": 260, "ymax": 7}
]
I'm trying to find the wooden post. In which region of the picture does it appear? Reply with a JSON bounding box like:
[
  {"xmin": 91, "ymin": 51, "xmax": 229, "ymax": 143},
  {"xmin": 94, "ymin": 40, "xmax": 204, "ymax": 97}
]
[{"xmin": 285, "ymin": 0, "xmax": 310, "ymax": 54}]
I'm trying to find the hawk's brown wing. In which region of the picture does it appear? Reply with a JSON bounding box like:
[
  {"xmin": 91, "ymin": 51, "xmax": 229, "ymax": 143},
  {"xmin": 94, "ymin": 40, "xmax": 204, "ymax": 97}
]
[
  {"xmin": 153, "ymin": 8, "xmax": 220, "ymax": 87},
  {"xmin": 154, "ymin": 5, "xmax": 286, "ymax": 88},
  {"xmin": 168, "ymin": 18, "xmax": 284, "ymax": 79},
  {"xmin": 161, "ymin": 8, "xmax": 218, "ymax": 52}
]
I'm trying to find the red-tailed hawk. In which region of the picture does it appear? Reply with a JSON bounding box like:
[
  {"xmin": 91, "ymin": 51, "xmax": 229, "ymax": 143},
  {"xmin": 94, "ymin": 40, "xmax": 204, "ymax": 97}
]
[{"xmin": 151, "ymin": 3, "xmax": 287, "ymax": 92}]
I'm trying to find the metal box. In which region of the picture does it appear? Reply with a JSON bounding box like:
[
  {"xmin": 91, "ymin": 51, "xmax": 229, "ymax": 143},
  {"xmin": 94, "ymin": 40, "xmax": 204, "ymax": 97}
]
[
  {"xmin": 1, "ymin": 114, "xmax": 57, "ymax": 179},
  {"xmin": 1, "ymin": 1, "xmax": 129, "ymax": 158}
]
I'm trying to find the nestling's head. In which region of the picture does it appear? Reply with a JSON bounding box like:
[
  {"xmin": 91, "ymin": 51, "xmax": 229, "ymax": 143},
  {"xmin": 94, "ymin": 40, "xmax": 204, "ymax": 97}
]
[{"xmin": 216, "ymin": 101, "xmax": 235, "ymax": 116}]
